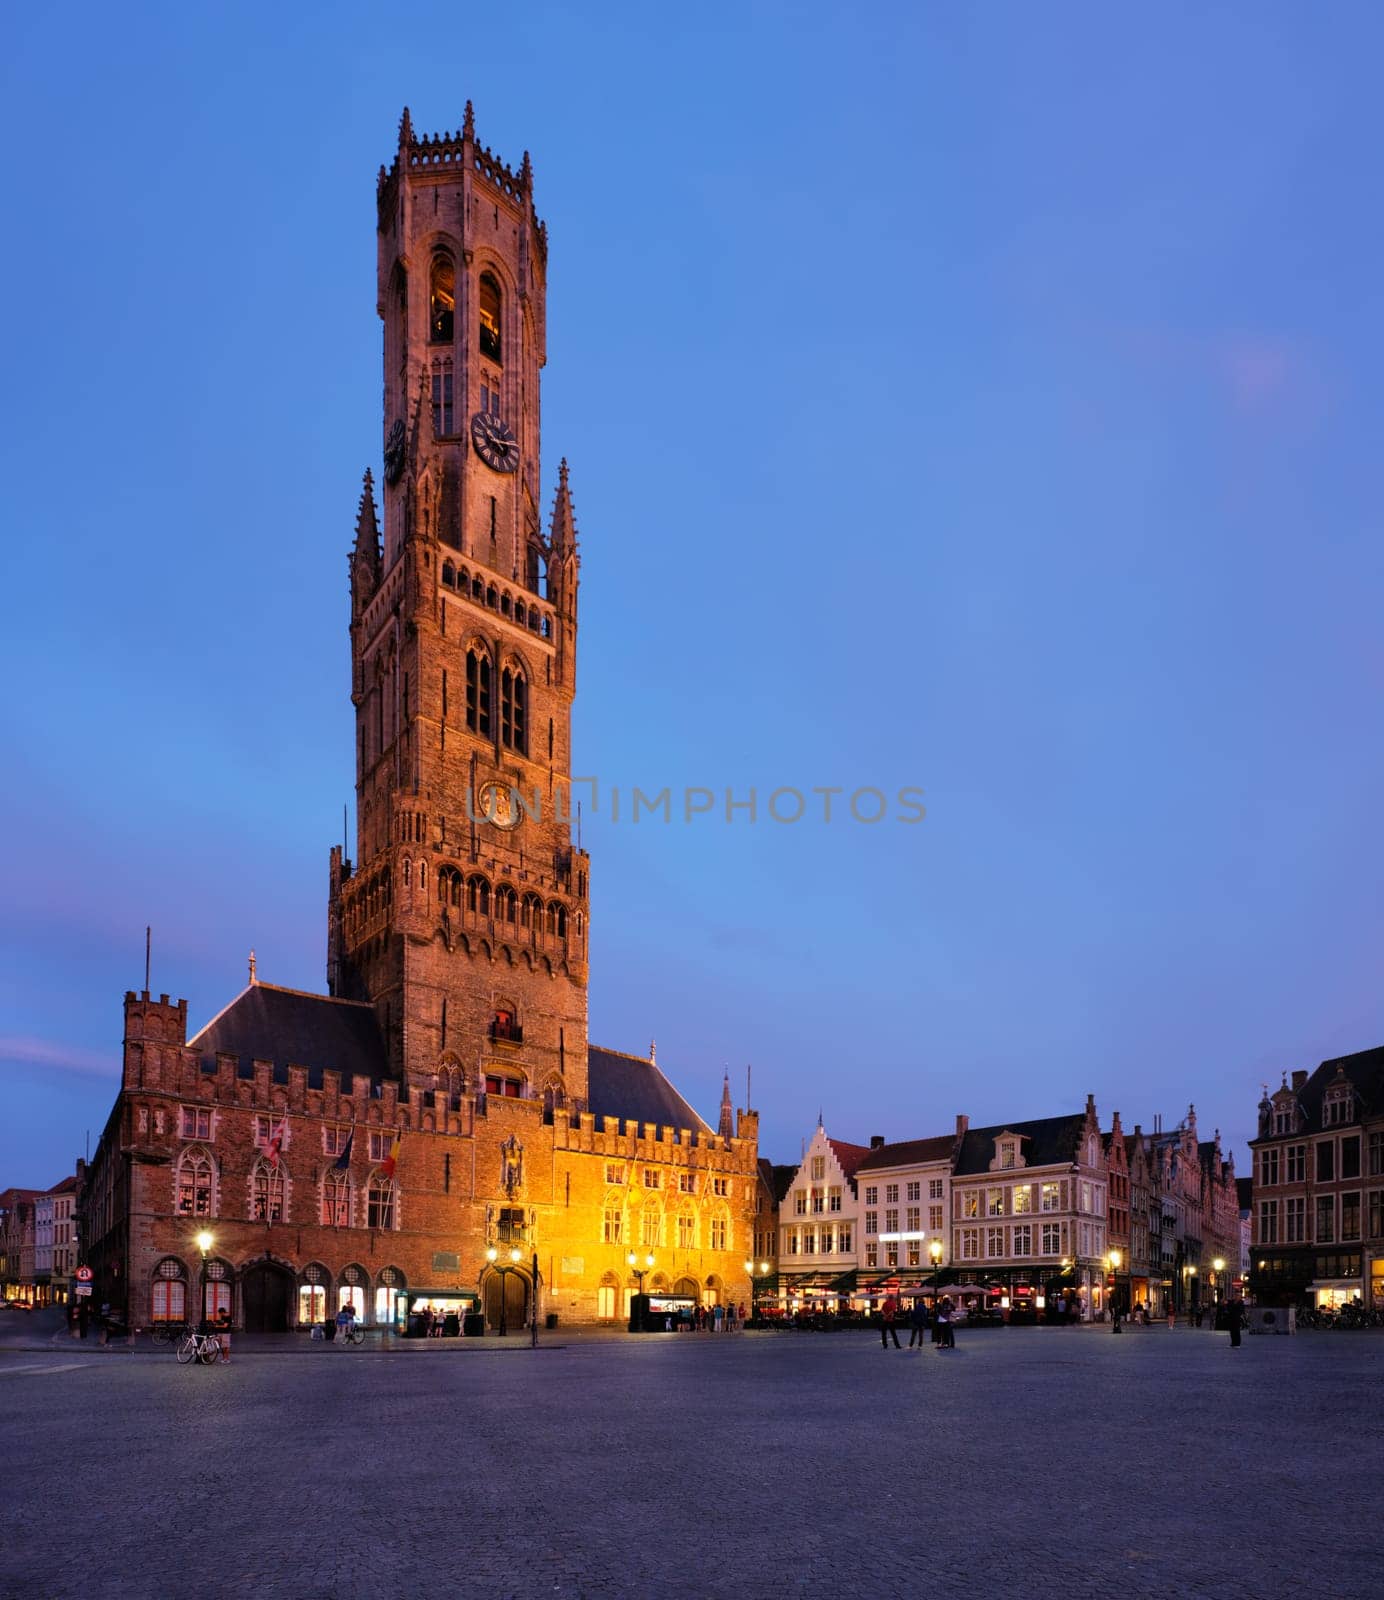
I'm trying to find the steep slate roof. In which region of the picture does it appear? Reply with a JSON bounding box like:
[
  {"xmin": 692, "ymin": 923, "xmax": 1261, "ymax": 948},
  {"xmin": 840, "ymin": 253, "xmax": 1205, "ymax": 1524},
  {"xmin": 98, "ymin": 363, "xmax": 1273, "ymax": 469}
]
[
  {"xmin": 953, "ymin": 1114, "xmax": 1086, "ymax": 1177},
  {"xmin": 856, "ymin": 1134, "xmax": 955, "ymax": 1173},
  {"xmin": 587, "ymin": 1045, "xmax": 710, "ymax": 1135},
  {"xmin": 47, "ymin": 1175, "xmax": 79, "ymax": 1195},
  {"xmin": 189, "ymin": 983, "xmax": 387, "ymax": 1085},
  {"xmin": 1289, "ymin": 1046, "xmax": 1384, "ymax": 1130}
]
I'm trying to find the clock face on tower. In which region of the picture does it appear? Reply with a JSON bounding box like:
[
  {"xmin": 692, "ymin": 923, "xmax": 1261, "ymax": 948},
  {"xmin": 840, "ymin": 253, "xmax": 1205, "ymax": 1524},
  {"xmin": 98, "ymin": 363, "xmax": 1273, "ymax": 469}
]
[{"xmin": 471, "ymin": 411, "xmax": 519, "ymax": 473}]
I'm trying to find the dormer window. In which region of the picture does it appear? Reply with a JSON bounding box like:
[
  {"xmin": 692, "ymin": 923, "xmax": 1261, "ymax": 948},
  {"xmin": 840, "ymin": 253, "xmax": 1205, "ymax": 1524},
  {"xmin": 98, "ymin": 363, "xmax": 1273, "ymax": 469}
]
[
  {"xmin": 479, "ymin": 273, "xmax": 502, "ymax": 361},
  {"xmin": 1001, "ymin": 1142, "xmax": 1016, "ymax": 1169},
  {"xmin": 1273, "ymin": 1107, "xmax": 1294, "ymax": 1136}
]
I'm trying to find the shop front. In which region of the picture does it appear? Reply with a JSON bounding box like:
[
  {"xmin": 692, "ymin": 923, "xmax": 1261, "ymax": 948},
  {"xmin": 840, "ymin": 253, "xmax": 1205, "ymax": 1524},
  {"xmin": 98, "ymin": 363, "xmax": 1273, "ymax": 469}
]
[
  {"xmin": 406, "ymin": 1289, "xmax": 479, "ymax": 1336},
  {"xmin": 629, "ymin": 1292, "xmax": 696, "ymax": 1332}
]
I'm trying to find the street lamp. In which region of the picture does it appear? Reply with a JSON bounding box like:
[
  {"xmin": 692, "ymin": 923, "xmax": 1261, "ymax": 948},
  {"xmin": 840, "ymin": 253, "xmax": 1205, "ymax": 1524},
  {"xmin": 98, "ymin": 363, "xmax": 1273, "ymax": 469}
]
[
  {"xmin": 485, "ymin": 1244, "xmax": 525, "ymax": 1337},
  {"xmin": 744, "ymin": 1259, "xmax": 771, "ymax": 1321},
  {"xmin": 627, "ymin": 1251, "xmax": 655, "ymax": 1334},
  {"xmin": 1106, "ymin": 1249, "xmax": 1122, "ymax": 1333},
  {"xmin": 1212, "ymin": 1256, "xmax": 1226, "ymax": 1306},
  {"xmin": 195, "ymin": 1230, "xmax": 213, "ymax": 1330}
]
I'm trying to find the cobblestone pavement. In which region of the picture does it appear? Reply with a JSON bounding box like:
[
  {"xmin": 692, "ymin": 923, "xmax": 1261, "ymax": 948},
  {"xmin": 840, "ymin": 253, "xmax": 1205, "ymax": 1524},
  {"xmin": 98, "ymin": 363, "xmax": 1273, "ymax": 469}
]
[{"xmin": 2, "ymin": 1324, "xmax": 1379, "ymax": 1600}]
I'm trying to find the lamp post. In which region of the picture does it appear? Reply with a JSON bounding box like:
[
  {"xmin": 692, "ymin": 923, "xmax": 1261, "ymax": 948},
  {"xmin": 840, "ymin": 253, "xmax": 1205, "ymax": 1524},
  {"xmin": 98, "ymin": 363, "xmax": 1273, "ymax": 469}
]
[
  {"xmin": 485, "ymin": 1244, "xmax": 524, "ymax": 1337},
  {"xmin": 744, "ymin": 1259, "xmax": 771, "ymax": 1321},
  {"xmin": 1212, "ymin": 1256, "xmax": 1226, "ymax": 1307},
  {"xmin": 626, "ymin": 1250, "xmax": 655, "ymax": 1332},
  {"xmin": 1107, "ymin": 1248, "xmax": 1122, "ymax": 1332},
  {"xmin": 195, "ymin": 1230, "xmax": 213, "ymax": 1331}
]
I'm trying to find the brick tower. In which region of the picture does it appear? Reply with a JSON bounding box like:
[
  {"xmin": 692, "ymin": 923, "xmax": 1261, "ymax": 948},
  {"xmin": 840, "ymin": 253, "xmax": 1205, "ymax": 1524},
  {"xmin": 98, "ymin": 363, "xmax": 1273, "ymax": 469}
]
[{"xmin": 328, "ymin": 104, "xmax": 589, "ymax": 1111}]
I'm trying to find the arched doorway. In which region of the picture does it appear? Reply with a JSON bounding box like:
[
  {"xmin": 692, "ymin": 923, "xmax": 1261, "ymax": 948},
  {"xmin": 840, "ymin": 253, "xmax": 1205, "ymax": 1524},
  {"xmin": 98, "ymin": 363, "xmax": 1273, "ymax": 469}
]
[
  {"xmin": 241, "ymin": 1260, "xmax": 293, "ymax": 1332},
  {"xmin": 482, "ymin": 1269, "xmax": 530, "ymax": 1335},
  {"xmin": 674, "ymin": 1276, "xmax": 699, "ymax": 1299}
]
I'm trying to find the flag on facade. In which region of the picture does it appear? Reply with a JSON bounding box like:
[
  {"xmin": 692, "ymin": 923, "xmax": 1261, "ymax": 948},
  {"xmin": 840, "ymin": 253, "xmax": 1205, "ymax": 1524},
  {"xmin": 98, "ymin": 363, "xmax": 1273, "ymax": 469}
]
[
  {"xmin": 332, "ymin": 1128, "xmax": 354, "ymax": 1171},
  {"xmin": 266, "ymin": 1115, "xmax": 289, "ymax": 1168},
  {"xmin": 380, "ymin": 1133, "xmax": 401, "ymax": 1181}
]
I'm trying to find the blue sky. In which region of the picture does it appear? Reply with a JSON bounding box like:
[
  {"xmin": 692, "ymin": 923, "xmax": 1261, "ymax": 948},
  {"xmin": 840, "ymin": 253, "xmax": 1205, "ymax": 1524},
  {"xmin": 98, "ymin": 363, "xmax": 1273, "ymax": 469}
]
[{"xmin": 2, "ymin": 2, "xmax": 1382, "ymax": 1186}]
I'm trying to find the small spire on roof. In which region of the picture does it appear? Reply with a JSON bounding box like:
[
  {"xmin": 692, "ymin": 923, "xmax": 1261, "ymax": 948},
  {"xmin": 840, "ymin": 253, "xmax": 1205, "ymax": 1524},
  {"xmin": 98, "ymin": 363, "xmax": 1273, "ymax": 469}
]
[
  {"xmin": 248, "ymin": 949, "xmax": 257, "ymax": 985},
  {"xmin": 648, "ymin": 1038, "xmax": 656, "ymax": 1064},
  {"xmin": 463, "ymin": 100, "xmax": 475, "ymax": 140}
]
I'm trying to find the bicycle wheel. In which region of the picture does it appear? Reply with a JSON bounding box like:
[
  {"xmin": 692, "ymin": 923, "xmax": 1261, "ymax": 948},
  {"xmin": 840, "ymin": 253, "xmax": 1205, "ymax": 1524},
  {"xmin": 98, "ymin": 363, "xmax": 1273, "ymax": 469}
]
[
  {"xmin": 199, "ymin": 1339, "xmax": 220, "ymax": 1365},
  {"xmin": 176, "ymin": 1336, "xmax": 198, "ymax": 1364}
]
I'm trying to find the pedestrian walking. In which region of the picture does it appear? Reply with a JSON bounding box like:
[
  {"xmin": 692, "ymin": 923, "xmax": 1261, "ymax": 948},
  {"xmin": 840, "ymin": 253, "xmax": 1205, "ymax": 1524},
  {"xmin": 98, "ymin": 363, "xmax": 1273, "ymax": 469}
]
[
  {"xmin": 1167, "ymin": 1304, "xmax": 1176, "ymax": 1331},
  {"xmin": 1225, "ymin": 1297, "xmax": 1245, "ymax": 1349},
  {"xmin": 936, "ymin": 1297, "xmax": 955, "ymax": 1349},
  {"xmin": 907, "ymin": 1299, "xmax": 929, "ymax": 1349},
  {"xmin": 214, "ymin": 1305, "xmax": 231, "ymax": 1363},
  {"xmin": 880, "ymin": 1294, "xmax": 901, "ymax": 1349}
]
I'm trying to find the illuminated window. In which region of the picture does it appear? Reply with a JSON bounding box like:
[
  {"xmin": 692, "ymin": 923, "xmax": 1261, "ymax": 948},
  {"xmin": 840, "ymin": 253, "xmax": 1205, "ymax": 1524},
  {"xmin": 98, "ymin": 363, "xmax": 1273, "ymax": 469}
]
[
  {"xmin": 677, "ymin": 1213, "xmax": 695, "ymax": 1249},
  {"xmin": 963, "ymin": 1193, "xmax": 979, "ymax": 1219},
  {"xmin": 603, "ymin": 1206, "xmax": 623, "ymax": 1244},
  {"xmin": 641, "ymin": 1209, "xmax": 661, "ymax": 1248},
  {"xmin": 338, "ymin": 1265, "xmax": 367, "ymax": 1320},
  {"xmin": 298, "ymin": 1264, "xmax": 328, "ymax": 1326},
  {"xmin": 1040, "ymin": 1183, "xmax": 1061, "ymax": 1213},
  {"xmin": 1012, "ymin": 1187, "xmax": 1032, "ymax": 1215},
  {"xmin": 429, "ymin": 254, "xmax": 455, "ymax": 343},
  {"xmin": 478, "ymin": 273, "xmax": 501, "ymax": 361},
  {"xmin": 597, "ymin": 1285, "xmax": 616, "ymax": 1320},
  {"xmin": 151, "ymin": 1258, "xmax": 187, "ymax": 1323},
  {"xmin": 1001, "ymin": 1142, "xmax": 1016, "ymax": 1169},
  {"xmin": 987, "ymin": 1188, "xmax": 1004, "ymax": 1217},
  {"xmin": 709, "ymin": 1216, "xmax": 728, "ymax": 1251}
]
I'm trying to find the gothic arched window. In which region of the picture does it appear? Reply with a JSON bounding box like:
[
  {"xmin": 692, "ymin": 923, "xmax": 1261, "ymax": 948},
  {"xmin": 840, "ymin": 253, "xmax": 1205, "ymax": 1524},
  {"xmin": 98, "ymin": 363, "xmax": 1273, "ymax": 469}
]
[
  {"xmin": 322, "ymin": 1172, "xmax": 352, "ymax": 1228},
  {"xmin": 368, "ymin": 1172, "xmax": 396, "ymax": 1231},
  {"xmin": 466, "ymin": 647, "xmax": 491, "ymax": 737},
  {"xmin": 468, "ymin": 876, "xmax": 491, "ymax": 917},
  {"xmin": 175, "ymin": 1146, "xmax": 214, "ymax": 1217},
  {"xmin": 251, "ymin": 1159, "xmax": 286, "ymax": 1223},
  {"xmin": 430, "ymin": 254, "xmax": 455, "ymax": 343},
  {"xmin": 478, "ymin": 272, "xmax": 502, "ymax": 361},
  {"xmin": 496, "ymin": 885, "xmax": 517, "ymax": 924},
  {"xmin": 501, "ymin": 666, "xmax": 527, "ymax": 755}
]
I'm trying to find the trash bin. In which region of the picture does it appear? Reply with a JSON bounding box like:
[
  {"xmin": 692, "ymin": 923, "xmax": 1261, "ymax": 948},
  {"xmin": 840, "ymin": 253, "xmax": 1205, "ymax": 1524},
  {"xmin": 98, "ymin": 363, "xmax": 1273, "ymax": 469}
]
[{"xmin": 545, "ymin": 1312, "xmax": 559, "ymax": 1329}]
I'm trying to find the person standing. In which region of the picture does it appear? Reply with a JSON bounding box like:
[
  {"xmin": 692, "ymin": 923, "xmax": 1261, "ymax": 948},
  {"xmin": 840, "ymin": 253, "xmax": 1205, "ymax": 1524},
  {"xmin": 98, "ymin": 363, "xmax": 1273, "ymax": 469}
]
[
  {"xmin": 1225, "ymin": 1297, "xmax": 1245, "ymax": 1349},
  {"xmin": 936, "ymin": 1297, "xmax": 955, "ymax": 1350},
  {"xmin": 214, "ymin": 1305, "xmax": 232, "ymax": 1364},
  {"xmin": 713, "ymin": 1302, "xmax": 724, "ymax": 1334},
  {"xmin": 880, "ymin": 1294, "xmax": 901, "ymax": 1349},
  {"xmin": 1167, "ymin": 1301, "xmax": 1176, "ymax": 1331},
  {"xmin": 907, "ymin": 1298, "xmax": 929, "ymax": 1349}
]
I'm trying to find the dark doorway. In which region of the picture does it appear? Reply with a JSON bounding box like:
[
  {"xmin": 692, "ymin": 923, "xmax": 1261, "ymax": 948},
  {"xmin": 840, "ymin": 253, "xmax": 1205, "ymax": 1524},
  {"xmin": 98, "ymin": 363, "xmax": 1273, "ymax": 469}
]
[
  {"xmin": 483, "ymin": 1271, "xmax": 529, "ymax": 1335},
  {"xmin": 241, "ymin": 1262, "xmax": 292, "ymax": 1332}
]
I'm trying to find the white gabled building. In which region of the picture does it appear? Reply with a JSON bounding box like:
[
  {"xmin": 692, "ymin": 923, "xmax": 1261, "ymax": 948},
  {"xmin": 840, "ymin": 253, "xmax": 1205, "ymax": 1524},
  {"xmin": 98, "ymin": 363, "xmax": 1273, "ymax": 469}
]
[
  {"xmin": 855, "ymin": 1134, "xmax": 955, "ymax": 1290},
  {"xmin": 777, "ymin": 1125, "xmax": 868, "ymax": 1305}
]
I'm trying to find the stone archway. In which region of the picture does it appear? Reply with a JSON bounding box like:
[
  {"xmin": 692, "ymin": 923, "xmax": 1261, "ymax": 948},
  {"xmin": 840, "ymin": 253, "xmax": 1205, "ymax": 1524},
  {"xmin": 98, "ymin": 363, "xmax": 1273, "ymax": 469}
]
[{"xmin": 241, "ymin": 1259, "xmax": 293, "ymax": 1332}]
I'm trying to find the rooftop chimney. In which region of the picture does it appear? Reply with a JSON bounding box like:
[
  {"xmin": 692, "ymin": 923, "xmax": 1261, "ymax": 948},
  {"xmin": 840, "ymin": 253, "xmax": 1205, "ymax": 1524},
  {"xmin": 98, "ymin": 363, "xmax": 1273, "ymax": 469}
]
[
  {"xmin": 1292, "ymin": 1070, "xmax": 1308, "ymax": 1091},
  {"xmin": 870, "ymin": 1135, "xmax": 885, "ymax": 1149},
  {"xmin": 956, "ymin": 1114, "xmax": 969, "ymax": 1139}
]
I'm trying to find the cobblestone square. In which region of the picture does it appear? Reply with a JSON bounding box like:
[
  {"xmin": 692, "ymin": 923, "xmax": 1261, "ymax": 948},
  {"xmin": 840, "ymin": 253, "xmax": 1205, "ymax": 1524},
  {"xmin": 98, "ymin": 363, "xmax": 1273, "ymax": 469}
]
[{"xmin": 2, "ymin": 1325, "xmax": 1378, "ymax": 1600}]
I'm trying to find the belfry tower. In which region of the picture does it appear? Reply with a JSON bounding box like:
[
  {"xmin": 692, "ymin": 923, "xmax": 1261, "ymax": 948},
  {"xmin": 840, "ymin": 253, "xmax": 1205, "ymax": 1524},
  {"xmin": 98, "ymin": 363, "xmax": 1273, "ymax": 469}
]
[{"xmin": 328, "ymin": 105, "xmax": 589, "ymax": 1111}]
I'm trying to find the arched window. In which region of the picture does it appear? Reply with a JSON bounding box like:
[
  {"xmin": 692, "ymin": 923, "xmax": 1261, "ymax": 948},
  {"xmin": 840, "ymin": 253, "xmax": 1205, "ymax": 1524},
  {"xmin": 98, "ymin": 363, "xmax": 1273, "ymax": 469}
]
[
  {"xmin": 151, "ymin": 1257, "xmax": 187, "ymax": 1323},
  {"xmin": 603, "ymin": 1205, "xmax": 624, "ymax": 1245},
  {"xmin": 677, "ymin": 1210, "xmax": 697, "ymax": 1250},
  {"xmin": 339, "ymin": 1263, "xmax": 368, "ymax": 1319},
  {"xmin": 175, "ymin": 1146, "xmax": 214, "ymax": 1217},
  {"xmin": 526, "ymin": 543, "xmax": 547, "ymax": 596},
  {"xmin": 521, "ymin": 894, "xmax": 541, "ymax": 931},
  {"xmin": 466, "ymin": 647, "xmax": 491, "ymax": 737},
  {"xmin": 298, "ymin": 1263, "xmax": 330, "ymax": 1326},
  {"xmin": 322, "ymin": 1172, "xmax": 352, "ymax": 1228},
  {"xmin": 375, "ymin": 1266, "xmax": 405, "ymax": 1327},
  {"xmin": 496, "ymin": 885, "xmax": 517, "ymax": 924},
  {"xmin": 431, "ymin": 357, "xmax": 454, "ymax": 434},
  {"xmin": 251, "ymin": 1158, "xmax": 286, "ymax": 1223},
  {"xmin": 501, "ymin": 666, "xmax": 528, "ymax": 755},
  {"xmin": 368, "ymin": 1171, "xmax": 396, "ymax": 1231},
  {"xmin": 468, "ymin": 876, "xmax": 491, "ymax": 917},
  {"xmin": 478, "ymin": 272, "xmax": 502, "ymax": 361},
  {"xmin": 548, "ymin": 902, "xmax": 567, "ymax": 939},
  {"xmin": 202, "ymin": 1258, "xmax": 232, "ymax": 1322},
  {"xmin": 430, "ymin": 254, "xmax": 455, "ymax": 343},
  {"xmin": 442, "ymin": 561, "xmax": 455, "ymax": 587}
]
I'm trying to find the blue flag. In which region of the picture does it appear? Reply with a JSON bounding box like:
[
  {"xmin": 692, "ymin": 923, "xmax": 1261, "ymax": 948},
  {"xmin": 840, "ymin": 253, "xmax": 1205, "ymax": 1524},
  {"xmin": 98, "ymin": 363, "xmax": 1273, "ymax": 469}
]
[{"xmin": 332, "ymin": 1129, "xmax": 354, "ymax": 1171}]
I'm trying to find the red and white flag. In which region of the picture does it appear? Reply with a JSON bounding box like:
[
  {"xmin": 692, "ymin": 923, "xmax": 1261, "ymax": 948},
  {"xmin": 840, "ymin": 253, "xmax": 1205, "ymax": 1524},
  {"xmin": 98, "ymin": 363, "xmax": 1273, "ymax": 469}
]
[{"xmin": 266, "ymin": 1115, "xmax": 289, "ymax": 1167}]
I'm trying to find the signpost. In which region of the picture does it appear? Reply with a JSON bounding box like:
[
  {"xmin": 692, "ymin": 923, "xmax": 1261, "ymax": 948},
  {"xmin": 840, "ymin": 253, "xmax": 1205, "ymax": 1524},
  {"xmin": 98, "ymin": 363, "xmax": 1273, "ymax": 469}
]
[
  {"xmin": 75, "ymin": 1285, "xmax": 92, "ymax": 1297},
  {"xmin": 76, "ymin": 1266, "xmax": 93, "ymax": 1283}
]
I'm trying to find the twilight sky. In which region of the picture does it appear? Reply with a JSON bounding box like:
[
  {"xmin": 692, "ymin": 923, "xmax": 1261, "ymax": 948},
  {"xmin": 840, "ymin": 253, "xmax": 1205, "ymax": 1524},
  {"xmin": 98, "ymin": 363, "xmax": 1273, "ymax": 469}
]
[{"xmin": 2, "ymin": 3, "xmax": 1382, "ymax": 1187}]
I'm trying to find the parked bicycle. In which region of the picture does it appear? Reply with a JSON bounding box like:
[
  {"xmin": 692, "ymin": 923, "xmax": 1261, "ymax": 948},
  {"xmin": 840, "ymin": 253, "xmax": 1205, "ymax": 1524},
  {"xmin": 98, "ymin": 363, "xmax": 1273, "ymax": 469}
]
[
  {"xmin": 150, "ymin": 1322, "xmax": 189, "ymax": 1345},
  {"xmin": 340, "ymin": 1323, "xmax": 365, "ymax": 1346},
  {"xmin": 175, "ymin": 1328, "xmax": 223, "ymax": 1365}
]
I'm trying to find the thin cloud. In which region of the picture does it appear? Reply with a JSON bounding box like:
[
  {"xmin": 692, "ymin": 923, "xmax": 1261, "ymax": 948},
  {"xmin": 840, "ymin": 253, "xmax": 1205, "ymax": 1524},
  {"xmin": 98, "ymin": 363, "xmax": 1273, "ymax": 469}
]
[{"xmin": 0, "ymin": 1036, "xmax": 117, "ymax": 1078}]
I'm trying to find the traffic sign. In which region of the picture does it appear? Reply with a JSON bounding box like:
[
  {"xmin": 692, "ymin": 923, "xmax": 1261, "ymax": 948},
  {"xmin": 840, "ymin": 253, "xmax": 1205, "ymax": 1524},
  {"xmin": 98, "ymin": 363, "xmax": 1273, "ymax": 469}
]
[
  {"xmin": 75, "ymin": 1285, "xmax": 93, "ymax": 1296},
  {"xmin": 76, "ymin": 1266, "xmax": 93, "ymax": 1283}
]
